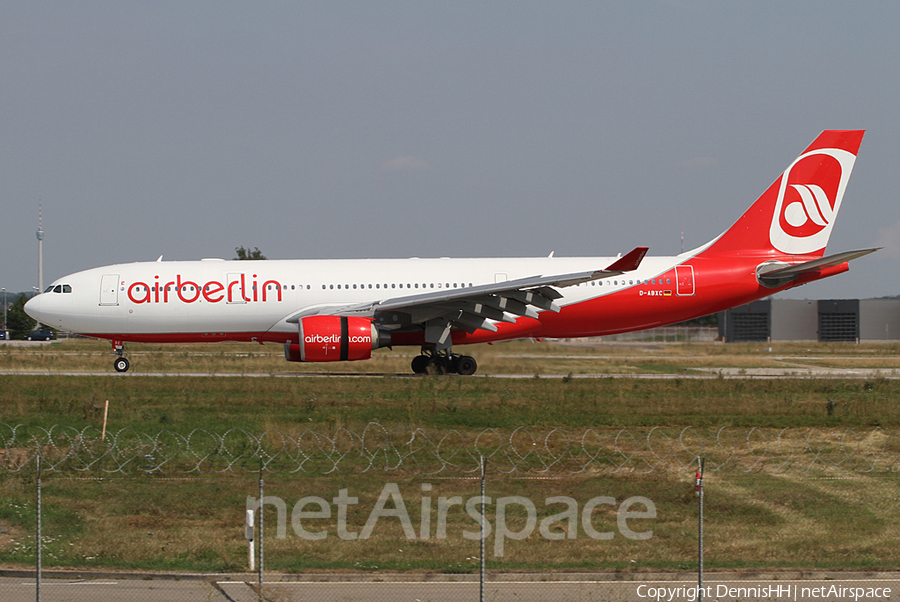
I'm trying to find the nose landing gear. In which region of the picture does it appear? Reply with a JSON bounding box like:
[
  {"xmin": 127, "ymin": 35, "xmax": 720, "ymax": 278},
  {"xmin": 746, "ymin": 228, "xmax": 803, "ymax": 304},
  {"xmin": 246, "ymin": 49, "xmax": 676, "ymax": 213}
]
[{"xmin": 112, "ymin": 340, "xmax": 130, "ymax": 373}]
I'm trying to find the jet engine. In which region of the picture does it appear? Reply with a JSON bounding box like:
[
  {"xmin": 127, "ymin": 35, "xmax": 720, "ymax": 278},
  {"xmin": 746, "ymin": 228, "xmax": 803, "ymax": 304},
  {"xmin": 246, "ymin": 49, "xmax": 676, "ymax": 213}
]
[{"xmin": 284, "ymin": 315, "xmax": 391, "ymax": 362}]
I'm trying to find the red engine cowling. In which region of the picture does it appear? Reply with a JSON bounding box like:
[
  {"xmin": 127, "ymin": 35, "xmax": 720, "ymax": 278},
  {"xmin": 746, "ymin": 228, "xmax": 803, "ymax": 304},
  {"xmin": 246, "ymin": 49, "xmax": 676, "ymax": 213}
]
[{"xmin": 284, "ymin": 316, "xmax": 385, "ymax": 362}]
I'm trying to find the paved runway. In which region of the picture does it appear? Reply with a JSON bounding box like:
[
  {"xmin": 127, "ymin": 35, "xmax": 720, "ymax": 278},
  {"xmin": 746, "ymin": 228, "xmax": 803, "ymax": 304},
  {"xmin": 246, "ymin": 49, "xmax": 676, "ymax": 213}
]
[
  {"xmin": 0, "ymin": 369, "xmax": 896, "ymax": 379},
  {"xmin": 2, "ymin": 574, "xmax": 899, "ymax": 602}
]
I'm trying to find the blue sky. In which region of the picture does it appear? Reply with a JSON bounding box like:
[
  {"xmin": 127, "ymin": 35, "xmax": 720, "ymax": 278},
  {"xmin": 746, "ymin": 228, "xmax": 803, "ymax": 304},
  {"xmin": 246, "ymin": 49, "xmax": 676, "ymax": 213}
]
[{"xmin": 2, "ymin": 2, "xmax": 898, "ymax": 299}]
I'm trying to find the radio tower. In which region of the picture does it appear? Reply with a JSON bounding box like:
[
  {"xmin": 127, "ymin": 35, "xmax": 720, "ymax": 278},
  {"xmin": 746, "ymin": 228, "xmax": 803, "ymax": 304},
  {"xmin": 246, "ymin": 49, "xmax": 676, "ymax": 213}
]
[{"xmin": 36, "ymin": 201, "xmax": 44, "ymax": 293}]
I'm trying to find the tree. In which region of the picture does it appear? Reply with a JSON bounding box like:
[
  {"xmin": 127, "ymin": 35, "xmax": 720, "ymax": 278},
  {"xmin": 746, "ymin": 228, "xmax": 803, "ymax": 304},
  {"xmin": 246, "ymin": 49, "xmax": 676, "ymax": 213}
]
[
  {"xmin": 234, "ymin": 246, "xmax": 267, "ymax": 260},
  {"xmin": 7, "ymin": 294, "xmax": 37, "ymax": 339}
]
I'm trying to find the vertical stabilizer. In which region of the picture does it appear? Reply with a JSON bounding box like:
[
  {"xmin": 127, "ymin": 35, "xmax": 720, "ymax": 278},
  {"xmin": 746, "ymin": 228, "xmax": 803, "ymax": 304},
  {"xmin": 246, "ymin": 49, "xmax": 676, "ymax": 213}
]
[{"xmin": 704, "ymin": 130, "xmax": 864, "ymax": 259}]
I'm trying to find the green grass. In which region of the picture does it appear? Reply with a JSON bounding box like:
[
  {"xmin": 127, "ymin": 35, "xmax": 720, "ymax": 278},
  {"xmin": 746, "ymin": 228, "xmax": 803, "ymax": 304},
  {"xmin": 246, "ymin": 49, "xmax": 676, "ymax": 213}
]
[
  {"xmin": 2, "ymin": 340, "xmax": 900, "ymax": 573},
  {"xmin": 2, "ymin": 473, "xmax": 898, "ymax": 573},
  {"xmin": 2, "ymin": 372, "xmax": 899, "ymax": 434}
]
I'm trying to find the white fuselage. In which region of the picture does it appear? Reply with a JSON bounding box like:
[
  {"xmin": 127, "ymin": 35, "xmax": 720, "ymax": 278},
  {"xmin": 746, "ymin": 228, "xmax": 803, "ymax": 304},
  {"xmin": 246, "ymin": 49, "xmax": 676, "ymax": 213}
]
[{"xmin": 27, "ymin": 253, "xmax": 689, "ymax": 343}]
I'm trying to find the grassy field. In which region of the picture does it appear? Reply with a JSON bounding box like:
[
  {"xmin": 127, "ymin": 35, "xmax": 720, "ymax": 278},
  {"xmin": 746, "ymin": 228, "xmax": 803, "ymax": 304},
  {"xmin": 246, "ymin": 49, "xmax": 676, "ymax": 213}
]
[
  {"xmin": 2, "ymin": 338, "xmax": 900, "ymax": 432},
  {"xmin": 4, "ymin": 337, "xmax": 900, "ymax": 376},
  {"xmin": 1, "ymin": 338, "xmax": 900, "ymax": 573},
  {"xmin": 2, "ymin": 370, "xmax": 899, "ymax": 433}
]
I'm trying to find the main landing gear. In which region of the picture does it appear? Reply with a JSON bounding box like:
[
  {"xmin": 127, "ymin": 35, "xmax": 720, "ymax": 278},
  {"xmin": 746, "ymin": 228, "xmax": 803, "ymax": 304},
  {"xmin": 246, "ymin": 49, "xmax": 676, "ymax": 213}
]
[
  {"xmin": 112, "ymin": 340, "xmax": 130, "ymax": 373},
  {"xmin": 411, "ymin": 348, "xmax": 478, "ymax": 376}
]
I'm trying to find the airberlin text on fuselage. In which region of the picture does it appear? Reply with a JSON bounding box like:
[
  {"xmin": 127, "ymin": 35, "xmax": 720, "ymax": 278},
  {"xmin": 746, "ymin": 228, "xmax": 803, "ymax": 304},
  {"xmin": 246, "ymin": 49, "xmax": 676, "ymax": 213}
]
[
  {"xmin": 126, "ymin": 274, "xmax": 282, "ymax": 304},
  {"xmin": 305, "ymin": 334, "xmax": 372, "ymax": 345}
]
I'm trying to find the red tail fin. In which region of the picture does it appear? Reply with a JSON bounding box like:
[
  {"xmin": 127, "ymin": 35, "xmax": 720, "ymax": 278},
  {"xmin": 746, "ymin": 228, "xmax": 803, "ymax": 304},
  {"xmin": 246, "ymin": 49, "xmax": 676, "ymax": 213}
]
[{"xmin": 703, "ymin": 130, "xmax": 864, "ymax": 259}]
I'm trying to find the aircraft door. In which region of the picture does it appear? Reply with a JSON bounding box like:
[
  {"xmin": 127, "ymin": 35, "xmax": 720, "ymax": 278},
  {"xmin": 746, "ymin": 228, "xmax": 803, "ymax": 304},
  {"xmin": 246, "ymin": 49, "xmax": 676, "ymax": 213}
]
[
  {"xmin": 675, "ymin": 265, "xmax": 695, "ymax": 296},
  {"xmin": 100, "ymin": 274, "xmax": 119, "ymax": 306}
]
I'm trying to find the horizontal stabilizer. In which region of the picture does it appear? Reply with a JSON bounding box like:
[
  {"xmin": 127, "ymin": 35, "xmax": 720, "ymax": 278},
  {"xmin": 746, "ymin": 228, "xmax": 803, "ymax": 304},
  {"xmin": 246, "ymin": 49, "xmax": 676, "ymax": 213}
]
[{"xmin": 757, "ymin": 248, "xmax": 879, "ymax": 286}]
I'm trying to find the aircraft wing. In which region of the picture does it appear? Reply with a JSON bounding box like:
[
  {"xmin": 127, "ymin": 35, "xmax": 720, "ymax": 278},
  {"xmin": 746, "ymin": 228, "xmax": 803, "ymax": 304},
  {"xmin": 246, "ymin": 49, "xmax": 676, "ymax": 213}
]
[{"xmin": 286, "ymin": 247, "xmax": 648, "ymax": 344}]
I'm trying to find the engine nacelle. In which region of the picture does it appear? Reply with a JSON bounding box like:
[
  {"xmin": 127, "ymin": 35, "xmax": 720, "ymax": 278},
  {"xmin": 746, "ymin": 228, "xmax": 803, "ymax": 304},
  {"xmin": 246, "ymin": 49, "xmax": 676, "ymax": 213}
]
[{"xmin": 284, "ymin": 316, "xmax": 390, "ymax": 362}]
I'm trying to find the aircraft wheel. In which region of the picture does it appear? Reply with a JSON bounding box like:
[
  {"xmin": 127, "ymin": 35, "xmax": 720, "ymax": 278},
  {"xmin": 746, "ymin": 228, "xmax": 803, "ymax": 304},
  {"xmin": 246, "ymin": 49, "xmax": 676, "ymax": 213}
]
[
  {"xmin": 114, "ymin": 357, "xmax": 130, "ymax": 373},
  {"xmin": 411, "ymin": 355, "xmax": 429, "ymax": 374},
  {"xmin": 426, "ymin": 357, "xmax": 448, "ymax": 375},
  {"xmin": 456, "ymin": 355, "xmax": 477, "ymax": 376}
]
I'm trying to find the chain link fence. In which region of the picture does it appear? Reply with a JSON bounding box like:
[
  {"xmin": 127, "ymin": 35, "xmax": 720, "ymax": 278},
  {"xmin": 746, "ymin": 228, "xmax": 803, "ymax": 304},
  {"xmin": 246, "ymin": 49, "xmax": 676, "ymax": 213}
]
[{"xmin": 2, "ymin": 424, "xmax": 899, "ymax": 601}]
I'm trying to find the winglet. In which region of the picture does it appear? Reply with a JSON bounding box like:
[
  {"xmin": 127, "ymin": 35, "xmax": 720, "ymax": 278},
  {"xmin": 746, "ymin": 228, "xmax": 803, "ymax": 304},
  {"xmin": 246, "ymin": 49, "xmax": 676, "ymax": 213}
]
[{"xmin": 604, "ymin": 247, "xmax": 648, "ymax": 272}]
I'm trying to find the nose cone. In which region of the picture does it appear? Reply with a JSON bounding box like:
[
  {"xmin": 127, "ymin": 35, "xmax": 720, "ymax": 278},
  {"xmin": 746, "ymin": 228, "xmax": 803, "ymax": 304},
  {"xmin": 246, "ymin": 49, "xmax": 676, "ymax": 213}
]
[{"xmin": 24, "ymin": 294, "xmax": 43, "ymax": 322}]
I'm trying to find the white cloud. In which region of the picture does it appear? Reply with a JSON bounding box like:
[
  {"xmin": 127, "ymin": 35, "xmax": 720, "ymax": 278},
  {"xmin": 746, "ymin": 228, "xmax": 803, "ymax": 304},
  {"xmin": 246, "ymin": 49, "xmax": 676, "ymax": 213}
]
[
  {"xmin": 380, "ymin": 156, "xmax": 429, "ymax": 171},
  {"xmin": 876, "ymin": 219, "xmax": 900, "ymax": 258}
]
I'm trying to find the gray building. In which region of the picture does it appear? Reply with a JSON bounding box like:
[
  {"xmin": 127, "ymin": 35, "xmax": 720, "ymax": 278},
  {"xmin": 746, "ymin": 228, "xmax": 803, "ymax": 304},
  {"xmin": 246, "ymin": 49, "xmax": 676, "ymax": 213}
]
[{"xmin": 718, "ymin": 299, "xmax": 900, "ymax": 342}]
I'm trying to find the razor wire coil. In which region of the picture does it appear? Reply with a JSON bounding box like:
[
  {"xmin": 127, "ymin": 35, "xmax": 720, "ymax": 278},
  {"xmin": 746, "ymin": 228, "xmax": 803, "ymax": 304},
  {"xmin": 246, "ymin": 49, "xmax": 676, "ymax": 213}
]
[{"xmin": 1, "ymin": 423, "xmax": 898, "ymax": 475}]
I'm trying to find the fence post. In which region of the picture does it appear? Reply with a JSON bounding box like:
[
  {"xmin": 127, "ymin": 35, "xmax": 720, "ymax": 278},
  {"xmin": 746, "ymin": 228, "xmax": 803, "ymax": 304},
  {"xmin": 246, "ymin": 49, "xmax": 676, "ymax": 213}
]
[
  {"xmin": 696, "ymin": 457, "xmax": 704, "ymax": 602},
  {"xmin": 258, "ymin": 460, "xmax": 264, "ymax": 598},
  {"xmin": 36, "ymin": 454, "xmax": 41, "ymax": 602},
  {"xmin": 480, "ymin": 455, "xmax": 486, "ymax": 602}
]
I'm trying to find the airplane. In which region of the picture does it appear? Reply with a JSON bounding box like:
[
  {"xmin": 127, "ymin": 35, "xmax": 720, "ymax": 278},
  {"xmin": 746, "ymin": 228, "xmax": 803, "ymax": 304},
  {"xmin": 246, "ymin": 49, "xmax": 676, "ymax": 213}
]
[{"xmin": 25, "ymin": 130, "xmax": 876, "ymax": 375}]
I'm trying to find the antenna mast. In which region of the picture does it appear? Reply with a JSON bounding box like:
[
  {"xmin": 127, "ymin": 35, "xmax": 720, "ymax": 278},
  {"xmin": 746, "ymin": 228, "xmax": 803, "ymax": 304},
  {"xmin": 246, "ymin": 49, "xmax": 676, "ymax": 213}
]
[{"xmin": 36, "ymin": 201, "xmax": 44, "ymax": 293}]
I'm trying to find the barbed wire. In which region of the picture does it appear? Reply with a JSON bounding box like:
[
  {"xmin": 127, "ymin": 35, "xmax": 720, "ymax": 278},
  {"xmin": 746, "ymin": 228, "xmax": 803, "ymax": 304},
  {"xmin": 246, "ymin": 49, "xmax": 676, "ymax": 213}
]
[{"xmin": 1, "ymin": 423, "xmax": 898, "ymax": 475}]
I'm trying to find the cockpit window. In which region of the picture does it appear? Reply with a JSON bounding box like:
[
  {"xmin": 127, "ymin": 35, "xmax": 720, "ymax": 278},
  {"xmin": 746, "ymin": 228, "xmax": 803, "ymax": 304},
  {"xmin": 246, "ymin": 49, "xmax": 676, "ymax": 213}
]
[
  {"xmin": 44, "ymin": 285, "xmax": 54, "ymax": 293},
  {"xmin": 52, "ymin": 285, "xmax": 62, "ymax": 293},
  {"xmin": 62, "ymin": 285, "xmax": 72, "ymax": 293}
]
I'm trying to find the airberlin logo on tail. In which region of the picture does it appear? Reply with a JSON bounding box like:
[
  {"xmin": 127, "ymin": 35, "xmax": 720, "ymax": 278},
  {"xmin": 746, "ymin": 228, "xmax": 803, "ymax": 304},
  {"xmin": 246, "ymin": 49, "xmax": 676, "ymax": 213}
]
[{"xmin": 769, "ymin": 147, "xmax": 857, "ymax": 254}]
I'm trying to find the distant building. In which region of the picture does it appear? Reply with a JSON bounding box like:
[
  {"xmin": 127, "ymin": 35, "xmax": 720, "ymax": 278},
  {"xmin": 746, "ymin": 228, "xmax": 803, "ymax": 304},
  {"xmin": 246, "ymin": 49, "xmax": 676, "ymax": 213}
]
[{"xmin": 718, "ymin": 299, "xmax": 900, "ymax": 342}]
